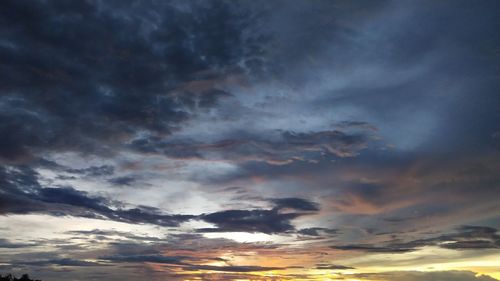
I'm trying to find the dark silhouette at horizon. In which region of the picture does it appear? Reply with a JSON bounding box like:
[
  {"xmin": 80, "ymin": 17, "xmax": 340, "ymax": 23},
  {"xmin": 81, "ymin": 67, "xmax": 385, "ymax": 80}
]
[{"xmin": 0, "ymin": 274, "xmax": 40, "ymax": 281}]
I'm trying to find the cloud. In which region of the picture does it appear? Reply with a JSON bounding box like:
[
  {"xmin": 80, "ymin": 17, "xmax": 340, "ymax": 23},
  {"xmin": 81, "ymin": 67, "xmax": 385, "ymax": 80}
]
[
  {"xmin": 198, "ymin": 209, "xmax": 302, "ymax": 234},
  {"xmin": 297, "ymin": 228, "xmax": 339, "ymax": 237},
  {"xmin": 0, "ymin": 0, "xmax": 264, "ymax": 163},
  {"xmin": 352, "ymin": 270, "xmax": 499, "ymax": 281},
  {"xmin": 0, "ymin": 165, "xmax": 193, "ymax": 227},
  {"xmin": 108, "ymin": 176, "xmax": 137, "ymax": 186},
  {"xmin": 271, "ymin": 197, "xmax": 320, "ymax": 211},
  {"xmin": 331, "ymin": 244, "xmax": 414, "ymax": 254},
  {"xmin": 183, "ymin": 264, "xmax": 286, "ymax": 273},
  {"xmin": 315, "ymin": 263, "xmax": 354, "ymax": 270},
  {"xmin": 331, "ymin": 225, "xmax": 500, "ymax": 253},
  {"xmin": 2, "ymin": 165, "xmax": 323, "ymax": 233},
  {"xmin": 16, "ymin": 258, "xmax": 109, "ymax": 267},
  {"xmin": 0, "ymin": 1, "xmax": 499, "ymax": 280},
  {"xmin": 65, "ymin": 165, "xmax": 115, "ymax": 177},
  {"xmin": 65, "ymin": 229, "xmax": 164, "ymax": 242},
  {"xmin": 102, "ymin": 254, "xmax": 286, "ymax": 272},
  {"xmin": 0, "ymin": 239, "xmax": 34, "ymax": 249},
  {"xmin": 102, "ymin": 254, "xmax": 186, "ymax": 265},
  {"xmin": 197, "ymin": 197, "xmax": 320, "ymax": 234},
  {"xmin": 130, "ymin": 129, "xmax": 373, "ymax": 165},
  {"xmin": 99, "ymin": 232, "xmax": 284, "ymax": 267}
]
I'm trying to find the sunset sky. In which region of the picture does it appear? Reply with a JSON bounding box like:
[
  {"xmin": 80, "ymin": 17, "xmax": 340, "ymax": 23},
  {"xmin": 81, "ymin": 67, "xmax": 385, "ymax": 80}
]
[{"xmin": 1, "ymin": 0, "xmax": 499, "ymax": 280}]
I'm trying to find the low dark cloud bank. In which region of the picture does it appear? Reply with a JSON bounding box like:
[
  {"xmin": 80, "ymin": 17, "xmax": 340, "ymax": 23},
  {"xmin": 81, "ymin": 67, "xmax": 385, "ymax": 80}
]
[
  {"xmin": 332, "ymin": 226, "xmax": 500, "ymax": 253},
  {"xmin": 352, "ymin": 271, "xmax": 499, "ymax": 281},
  {"xmin": 0, "ymin": 165, "xmax": 193, "ymax": 226},
  {"xmin": 1, "ymin": 165, "xmax": 321, "ymax": 233}
]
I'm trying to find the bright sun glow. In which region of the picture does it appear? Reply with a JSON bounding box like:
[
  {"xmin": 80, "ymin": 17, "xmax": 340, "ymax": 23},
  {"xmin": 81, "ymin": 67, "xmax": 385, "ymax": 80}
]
[{"xmin": 203, "ymin": 232, "xmax": 273, "ymax": 243}]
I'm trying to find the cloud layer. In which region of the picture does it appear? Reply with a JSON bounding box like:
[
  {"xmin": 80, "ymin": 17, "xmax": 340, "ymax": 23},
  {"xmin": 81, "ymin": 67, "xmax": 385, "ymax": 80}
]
[{"xmin": 1, "ymin": 0, "xmax": 499, "ymax": 280}]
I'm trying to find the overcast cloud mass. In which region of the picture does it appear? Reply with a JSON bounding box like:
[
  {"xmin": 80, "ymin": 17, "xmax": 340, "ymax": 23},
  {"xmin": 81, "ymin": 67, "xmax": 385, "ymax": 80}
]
[{"xmin": 1, "ymin": 0, "xmax": 499, "ymax": 280}]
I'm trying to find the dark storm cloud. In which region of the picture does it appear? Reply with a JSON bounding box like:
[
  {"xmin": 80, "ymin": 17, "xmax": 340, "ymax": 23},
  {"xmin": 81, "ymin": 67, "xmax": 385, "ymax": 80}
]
[
  {"xmin": 297, "ymin": 227, "xmax": 339, "ymax": 237},
  {"xmin": 331, "ymin": 225, "xmax": 500, "ymax": 253},
  {"xmin": 321, "ymin": 0, "xmax": 500, "ymax": 155},
  {"xmin": 129, "ymin": 129, "xmax": 372, "ymax": 165},
  {"xmin": 113, "ymin": 207, "xmax": 194, "ymax": 227},
  {"xmin": 1, "ymin": 1, "xmax": 499, "ymax": 280},
  {"xmin": 193, "ymin": 0, "xmax": 500, "ymax": 185},
  {"xmin": 271, "ymin": 197, "xmax": 319, "ymax": 211},
  {"xmin": 0, "ymin": 239, "xmax": 34, "ymax": 249},
  {"xmin": 65, "ymin": 165, "xmax": 115, "ymax": 177},
  {"xmin": 36, "ymin": 187, "xmax": 112, "ymax": 213},
  {"xmin": 438, "ymin": 226, "xmax": 500, "ymax": 250},
  {"xmin": 0, "ymin": 0, "xmax": 264, "ymax": 163},
  {"xmin": 2, "ymin": 165, "xmax": 323, "ymax": 232},
  {"xmin": 197, "ymin": 197, "xmax": 320, "ymax": 234},
  {"xmin": 66, "ymin": 229, "xmax": 164, "ymax": 242},
  {"xmin": 331, "ymin": 244, "xmax": 415, "ymax": 254},
  {"xmin": 0, "ymin": 165, "xmax": 193, "ymax": 226},
  {"xmin": 108, "ymin": 176, "xmax": 137, "ymax": 186},
  {"xmin": 198, "ymin": 209, "xmax": 302, "ymax": 234},
  {"xmin": 16, "ymin": 258, "xmax": 109, "ymax": 267},
  {"xmin": 35, "ymin": 159, "xmax": 115, "ymax": 180}
]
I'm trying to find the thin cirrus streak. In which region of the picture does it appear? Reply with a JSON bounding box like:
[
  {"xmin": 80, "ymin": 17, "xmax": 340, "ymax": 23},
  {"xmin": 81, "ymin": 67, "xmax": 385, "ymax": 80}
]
[{"xmin": 0, "ymin": 0, "xmax": 499, "ymax": 280}]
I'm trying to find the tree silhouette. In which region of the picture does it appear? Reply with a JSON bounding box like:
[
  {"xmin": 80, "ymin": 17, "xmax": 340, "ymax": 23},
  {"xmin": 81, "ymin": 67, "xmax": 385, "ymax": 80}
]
[{"xmin": 0, "ymin": 274, "xmax": 40, "ymax": 281}]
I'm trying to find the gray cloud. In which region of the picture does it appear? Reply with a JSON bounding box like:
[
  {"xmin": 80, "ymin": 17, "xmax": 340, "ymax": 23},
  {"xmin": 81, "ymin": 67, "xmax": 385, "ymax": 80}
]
[
  {"xmin": 0, "ymin": 165, "xmax": 193, "ymax": 227},
  {"xmin": 271, "ymin": 197, "xmax": 320, "ymax": 211},
  {"xmin": 107, "ymin": 176, "xmax": 137, "ymax": 186},
  {"xmin": 198, "ymin": 209, "xmax": 302, "ymax": 234},
  {"xmin": 65, "ymin": 229, "xmax": 164, "ymax": 242},
  {"xmin": 297, "ymin": 228, "xmax": 339, "ymax": 237},
  {"xmin": 331, "ymin": 226, "xmax": 500, "ymax": 253},
  {"xmin": 102, "ymin": 254, "xmax": 288, "ymax": 273},
  {"xmin": 129, "ymin": 129, "xmax": 373, "ymax": 165},
  {"xmin": 0, "ymin": 0, "xmax": 265, "ymax": 163},
  {"xmin": 182, "ymin": 264, "xmax": 286, "ymax": 273},
  {"xmin": 2, "ymin": 165, "xmax": 322, "ymax": 234},
  {"xmin": 315, "ymin": 263, "xmax": 354, "ymax": 270},
  {"xmin": 1, "ymin": 0, "xmax": 500, "ymax": 280},
  {"xmin": 16, "ymin": 258, "xmax": 109, "ymax": 267},
  {"xmin": 65, "ymin": 165, "xmax": 115, "ymax": 177},
  {"xmin": 197, "ymin": 197, "xmax": 320, "ymax": 234},
  {"xmin": 351, "ymin": 271, "xmax": 499, "ymax": 281},
  {"xmin": 0, "ymin": 239, "xmax": 34, "ymax": 249},
  {"xmin": 101, "ymin": 254, "xmax": 186, "ymax": 265}
]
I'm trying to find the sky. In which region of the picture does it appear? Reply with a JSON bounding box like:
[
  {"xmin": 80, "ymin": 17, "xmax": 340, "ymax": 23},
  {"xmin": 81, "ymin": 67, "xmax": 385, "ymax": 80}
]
[{"xmin": 0, "ymin": 0, "xmax": 499, "ymax": 280}]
